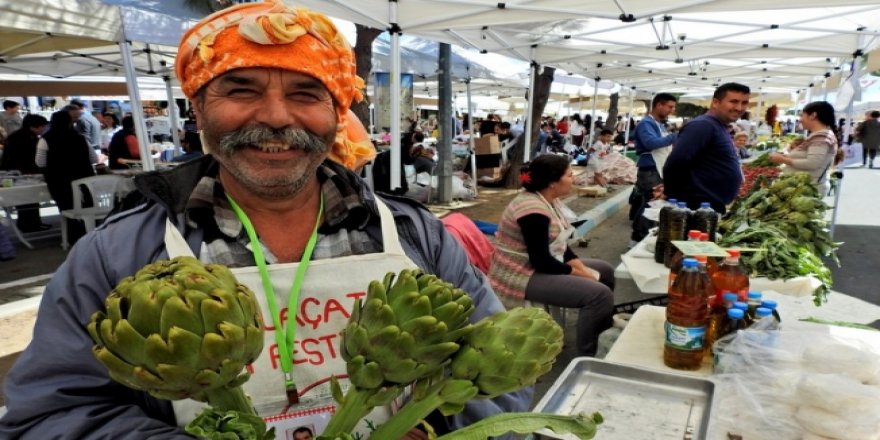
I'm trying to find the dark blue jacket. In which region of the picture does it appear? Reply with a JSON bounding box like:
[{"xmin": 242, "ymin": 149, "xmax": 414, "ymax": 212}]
[
  {"xmin": 662, "ymin": 113, "xmax": 743, "ymax": 213},
  {"xmin": 633, "ymin": 115, "xmax": 676, "ymax": 169}
]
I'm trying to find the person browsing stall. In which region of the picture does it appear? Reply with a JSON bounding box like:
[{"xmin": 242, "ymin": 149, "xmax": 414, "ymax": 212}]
[
  {"xmin": 488, "ymin": 154, "xmax": 615, "ymax": 357},
  {"xmin": 630, "ymin": 93, "xmax": 677, "ymax": 243},
  {"xmin": 663, "ymin": 82, "xmax": 749, "ymax": 213},
  {"xmin": 769, "ymin": 101, "xmax": 839, "ymax": 196},
  {"xmin": 0, "ymin": 2, "xmax": 528, "ymax": 439}
]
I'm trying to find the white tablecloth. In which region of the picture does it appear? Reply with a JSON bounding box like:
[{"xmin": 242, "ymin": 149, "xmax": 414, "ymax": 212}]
[{"xmin": 618, "ymin": 235, "xmax": 821, "ymax": 297}]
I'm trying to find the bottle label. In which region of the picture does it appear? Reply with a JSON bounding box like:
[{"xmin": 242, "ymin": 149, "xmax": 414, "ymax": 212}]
[{"xmin": 665, "ymin": 321, "xmax": 705, "ymax": 350}]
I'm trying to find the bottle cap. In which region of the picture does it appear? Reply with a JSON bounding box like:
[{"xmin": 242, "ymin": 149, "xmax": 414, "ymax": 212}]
[
  {"xmin": 747, "ymin": 292, "xmax": 762, "ymax": 300},
  {"xmin": 760, "ymin": 299, "xmax": 778, "ymax": 310},
  {"xmin": 668, "ymin": 198, "xmax": 678, "ymax": 204},
  {"xmin": 677, "ymin": 202, "xmax": 687, "ymax": 208},
  {"xmin": 755, "ymin": 307, "xmax": 772, "ymax": 318},
  {"xmin": 728, "ymin": 308, "xmax": 745, "ymax": 319},
  {"xmin": 688, "ymin": 230, "xmax": 702, "ymax": 239},
  {"xmin": 700, "ymin": 232, "xmax": 709, "ymax": 241},
  {"xmin": 733, "ymin": 301, "xmax": 748, "ymax": 311},
  {"xmin": 682, "ymin": 258, "xmax": 698, "ymax": 268},
  {"xmin": 726, "ymin": 249, "xmax": 740, "ymax": 257},
  {"xmin": 723, "ymin": 292, "xmax": 738, "ymax": 302},
  {"xmin": 695, "ymin": 255, "xmax": 708, "ymax": 264},
  {"xmin": 700, "ymin": 202, "xmax": 711, "ymax": 209}
]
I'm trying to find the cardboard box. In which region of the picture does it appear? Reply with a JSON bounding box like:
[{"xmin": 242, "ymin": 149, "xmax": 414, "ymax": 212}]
[{"xmin": 475, "ymin": 135, "xmax": 501, "ymax": 155}]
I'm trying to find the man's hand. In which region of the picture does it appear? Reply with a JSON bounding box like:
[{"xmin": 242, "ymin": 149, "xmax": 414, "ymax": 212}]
[{"xmin": 651, "ymin": 183, "xmax": 665, "ymax": 201}]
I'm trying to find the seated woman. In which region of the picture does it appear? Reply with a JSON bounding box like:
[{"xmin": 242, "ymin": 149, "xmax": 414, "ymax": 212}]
[
  {"xmin": 107, "ymin": 116, "xmax": 139, "ymax": 169},
  {"xmin": 488, "ymin": 154, "xmax": 615, "ymax": 356},
  {"xmin": 170, "ymin": 131, "xmax": 204, "ymax": 163}
]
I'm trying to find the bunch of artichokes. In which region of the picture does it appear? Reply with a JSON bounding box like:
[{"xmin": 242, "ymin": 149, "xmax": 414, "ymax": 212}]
[
  {"xmin": 88, "ymin": 256, "xmax": 271, "ymax": 439},
  {"xmin": 321, "ymin": 270, "xmax": 602, "ymax": 440}
]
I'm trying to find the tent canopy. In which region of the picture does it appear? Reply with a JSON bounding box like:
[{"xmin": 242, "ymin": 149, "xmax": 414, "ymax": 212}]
[
  {"xmin": 3, "ymin": 0, "xmax": 879, "ymax": 100},
  {"xmin": 287, "ymin": 0, "xmax": 880, "ymax": 95}
]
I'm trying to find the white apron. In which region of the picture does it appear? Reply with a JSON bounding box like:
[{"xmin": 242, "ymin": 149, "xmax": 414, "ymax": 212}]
[
  {"xmin": 165, "ymin": 199, "xmax": 418, "ymax": 438},
  {"xmin": 647, "ymin": 116, "xmax": 672, "ymax": 178}
]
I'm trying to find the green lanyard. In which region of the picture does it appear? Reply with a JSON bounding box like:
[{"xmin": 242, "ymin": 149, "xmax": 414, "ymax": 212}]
[{"xmin": 225, "ymin": 192, "xmax": 324, "ymax": 405}]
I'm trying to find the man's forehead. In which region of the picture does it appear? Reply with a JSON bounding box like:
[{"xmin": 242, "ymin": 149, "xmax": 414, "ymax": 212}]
[{"xmin": 213, "ymin": 68, "xmax": 327, "ymax": 88}]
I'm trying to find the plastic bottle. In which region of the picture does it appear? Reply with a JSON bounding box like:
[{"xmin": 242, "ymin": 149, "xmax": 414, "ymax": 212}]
[
  {"xmin": 706, "ymin": 292, "xmax": 738, "ymax": 351},
  {"xmin": 750, "ymin": 307, "xmax": 778, "ymax": 330},
  {"xmin": 700, "ymin": 232, "xmax": 720, "ymax": 276},
  {"xmin": 664, "ymin": 258, "xmax": 711, "ymax": 370},
  {"xmin": 667, "ymin": 230, "xmax": 703, "ymax": 289},
  {"xmin": 693, "ymin": 202, "xmax": 719, "ymax": 242},
  {"xmin": 746, "ymin": 292, "xmax": 763, "ymax": 320},
  {"xmin": 732, "ymin": 301, "xmax": 753, "ymax": 326},
  {"xmin": 663, "ymin": 202, "xmax": 690, "ymax": 268},
  {"xmin": 711, "ymin": 249, "xmax": 749, "ymax": 304},
  {"xmin": 713, "ymin": 308, "xmax": 748, "ymax": 367},
  {"xmin": 761, "ymin": 299, "xmax": 781, "ymax": 324},
  {"xmin": 654, "ymin": 199, "xmax": 678, "ymax": 264}
]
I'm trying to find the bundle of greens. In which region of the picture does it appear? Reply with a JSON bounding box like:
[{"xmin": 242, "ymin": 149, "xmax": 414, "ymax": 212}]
[
  {"xmin": 743, "ymin": 152, "xmax": 780, "ymax": 168},
  {"xmin": 719, "ymin": 172, "xmax": 840, "ymax": 304}
]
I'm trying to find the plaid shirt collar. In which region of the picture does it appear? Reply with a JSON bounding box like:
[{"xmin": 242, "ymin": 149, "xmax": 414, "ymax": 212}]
[{"xmin": 185, "ymin": 160, "xmax": 372, "ymax": 242}]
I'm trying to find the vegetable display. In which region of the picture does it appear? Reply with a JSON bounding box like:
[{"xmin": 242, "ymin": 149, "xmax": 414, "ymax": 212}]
[
  {"xmin": 719, "ymin": 173, "xmax": 840, "ymax": 305},
  {"xmin": 89, "ymin": 261, "xmax": 601, "ymax": 439}
]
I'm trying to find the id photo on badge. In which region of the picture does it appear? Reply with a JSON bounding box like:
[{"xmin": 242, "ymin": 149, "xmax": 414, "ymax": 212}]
[{"xmin": 287, "ymin": 425, "xmax": 315, "ymax": 440}]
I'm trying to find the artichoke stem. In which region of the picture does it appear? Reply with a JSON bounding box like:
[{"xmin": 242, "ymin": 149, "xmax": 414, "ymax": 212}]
[
  {"xmin": 322, "ymin": 387, "xmax": 375, "ymax": 436},
  {"xmin": 370, "ymin": 389, "xmax": 445, "ymax": 439},
  {"xmin": 203, "ymin": 386, "xmax": 256, "ymax": 416}
]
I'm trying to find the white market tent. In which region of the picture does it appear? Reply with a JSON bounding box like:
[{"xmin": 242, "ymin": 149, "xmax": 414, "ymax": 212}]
[{"xmin": 4, "ymin": 0, "xmax": 880, "ymax": 184}]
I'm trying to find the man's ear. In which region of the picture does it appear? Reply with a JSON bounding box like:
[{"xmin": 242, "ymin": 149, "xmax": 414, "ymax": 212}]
[{"xmin": 190, "ymin": 96, "xmax": 204, "ymax": 130}]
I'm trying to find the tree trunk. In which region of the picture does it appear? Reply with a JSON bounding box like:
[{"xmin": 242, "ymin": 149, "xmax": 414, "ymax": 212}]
[
  {"xmin": 503, "ymin": 65, "xmax": 555, "ymax": 188},
  {"xmin": 604, "ymin": 92, "xmax": 620, "ymax": 131},
  {"xmin": 351, "ymin": 25, "xmax": 383, "ymax": 131}
]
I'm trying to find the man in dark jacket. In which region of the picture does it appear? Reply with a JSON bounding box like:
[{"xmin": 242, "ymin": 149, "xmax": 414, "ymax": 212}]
[
  {"xmin": 663, "ymin": 83, "xmax": 749, "ymax": 213},
  {"xmin": 0, "ymin": 3, "xmax": 528, "ymax": 439}
]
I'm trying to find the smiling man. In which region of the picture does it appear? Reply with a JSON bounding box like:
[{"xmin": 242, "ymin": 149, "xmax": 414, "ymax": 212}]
[
  {"xmin": 0, "ymin": 2, "xmax": 529, "ymax": 439},
  {"xmin": 663, "ymin": 82, "xmax": 750, "ymax": 213}
]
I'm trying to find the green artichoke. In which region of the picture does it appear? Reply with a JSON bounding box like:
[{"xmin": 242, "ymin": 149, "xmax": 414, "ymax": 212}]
[
  {"xmin": 87, "ymin": 256, "xmax": 265, "ymax": 403},
  {"xmin": 342, "ymin": 269, "xmax": 475, "ymax": 387},
  {"xmin": 450, "ymin": 306, "xmax": 564, "ymax": 398},
  {"xmin": 367, "ymin": 307, "xmax": 565, "ymax": 440},
  {"xmin": 322, "ymin": 269, "xmax": 476, "ymax": 437}
]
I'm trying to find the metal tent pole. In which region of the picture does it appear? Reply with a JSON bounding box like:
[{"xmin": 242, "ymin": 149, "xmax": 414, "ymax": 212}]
[
  {"xmin": 587, "ymin": 78, "xmax": 599, "ymax": 147},
  {"xmin": 437, "ymin": 42, "xmax": 453, "ymax": 204},
  {"xmin": 118, "ymin": 7, "xmax": 153, "ymax": 171},
  {"xmin": 623, "ymin": 86, "xmax": 635, "ymax": 149},
  {"xmin": 524, "ymin": 47, "xmax": 537, "ymax": 163},
  {"xmin": 465, "ymin": 76, "xmax": 477, "ymax": 195},
  {"xmin": 163, "ymin": 75, "xmax": 181, "ymax": 153},
  {"xmin": 389, "ymin": 2, "xmax": 402, "ymax": 190}
]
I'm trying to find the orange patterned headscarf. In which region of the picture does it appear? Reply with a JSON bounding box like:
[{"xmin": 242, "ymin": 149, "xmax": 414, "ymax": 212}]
[{"xmin": 175, "ymin": 0, "xmax": 375, "ymax": 169}]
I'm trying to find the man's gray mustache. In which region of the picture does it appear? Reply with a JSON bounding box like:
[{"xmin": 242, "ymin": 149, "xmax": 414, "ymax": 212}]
[{"xmin": 216, "ymin": 126, "xmax": 329, "ymax": 153}]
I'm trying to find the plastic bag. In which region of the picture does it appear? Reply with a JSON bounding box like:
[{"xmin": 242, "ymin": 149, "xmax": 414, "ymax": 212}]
[{"xmin": 712, "ymin": 327, "xmax": 880, "ymax": 439}]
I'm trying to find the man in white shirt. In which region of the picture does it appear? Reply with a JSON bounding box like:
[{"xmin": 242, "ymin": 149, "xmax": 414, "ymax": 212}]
[{"xmin": 68, "ymin": 100, "xmax": 103, "ymax": 153}]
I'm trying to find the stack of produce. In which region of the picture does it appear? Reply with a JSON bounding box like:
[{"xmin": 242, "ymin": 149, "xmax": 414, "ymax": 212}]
[
  {"xmin": 718, "ymin": 173, "xmax": 839, "ymax": 305},
  {"xmin": 89, "ymin": 260, "xmax": 602, "ymax": 439},
  {"xmin": 739, "ymin": 153, "xmax": 781, "ymax": 197}
]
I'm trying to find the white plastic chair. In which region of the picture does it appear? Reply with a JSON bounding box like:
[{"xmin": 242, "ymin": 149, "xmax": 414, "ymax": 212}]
[{"xmin": 60, "ymin": 175, "xmax": 127, "ymax": 250}]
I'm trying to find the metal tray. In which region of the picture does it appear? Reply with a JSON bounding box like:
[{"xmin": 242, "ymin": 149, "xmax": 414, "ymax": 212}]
[{"xmin": 532, "ymin": 357, "xmax": 716, "ymax": 440}]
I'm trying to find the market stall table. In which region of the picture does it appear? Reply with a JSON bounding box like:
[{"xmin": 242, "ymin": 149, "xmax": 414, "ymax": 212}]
[
  {"xmin": 616, "ymin": 235, "xmax": 822, "ymax": 297},
  {"xmin": 535, "ymin": 290, "xmax": 880, "ymax": 439},
  {"xmin": 0, "ymin": 182, "xmax": 56, "ymax": 249}
]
